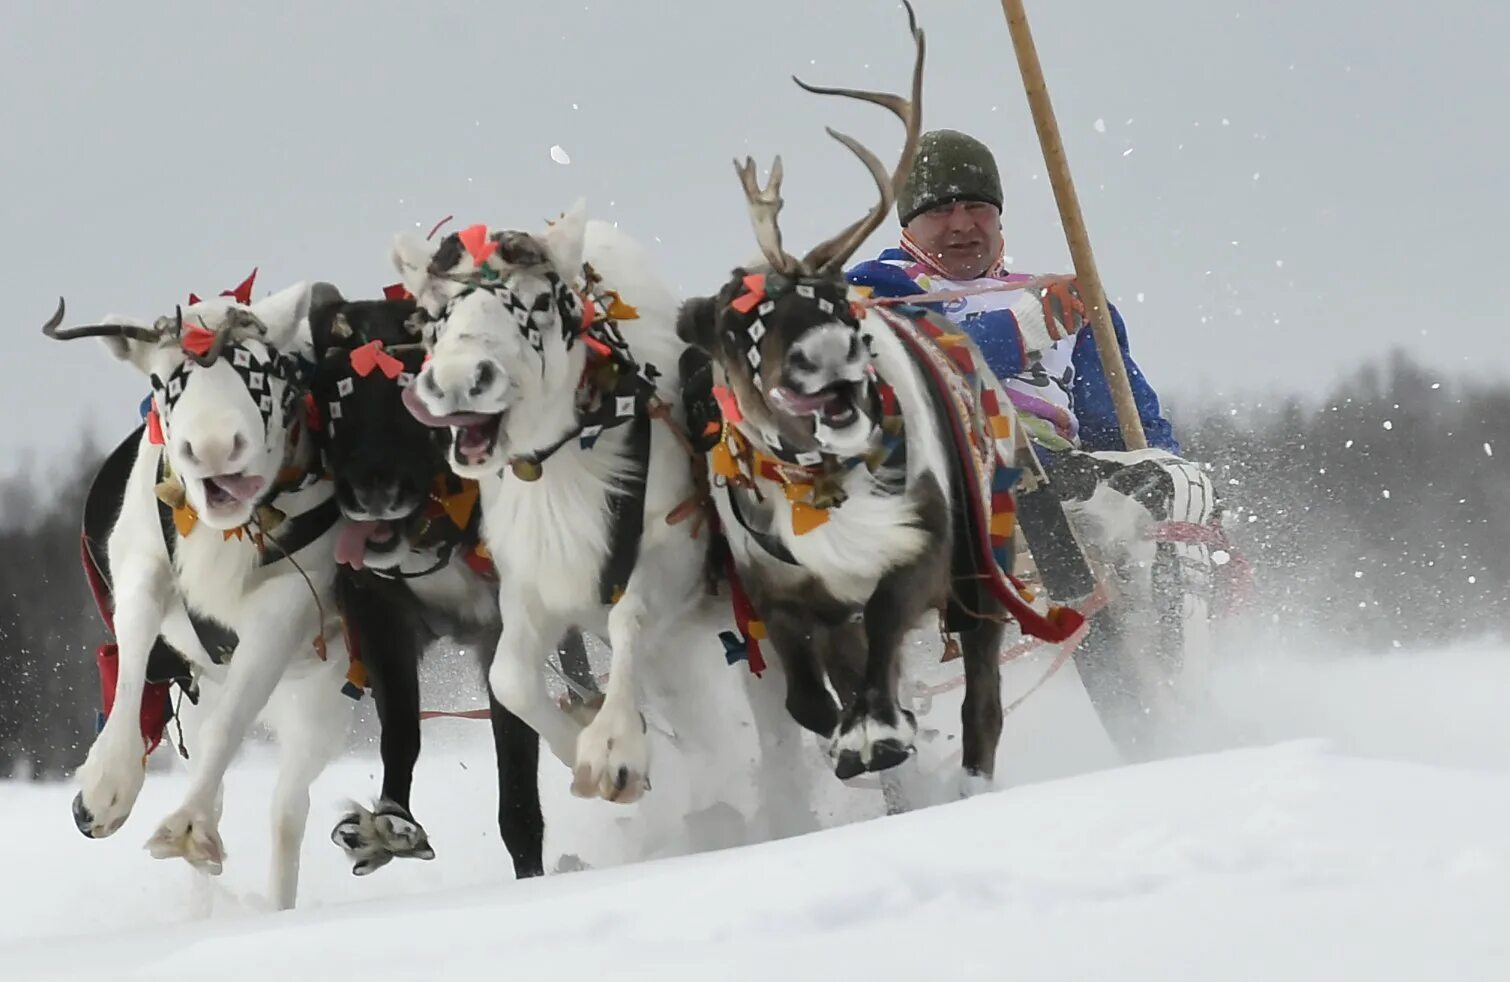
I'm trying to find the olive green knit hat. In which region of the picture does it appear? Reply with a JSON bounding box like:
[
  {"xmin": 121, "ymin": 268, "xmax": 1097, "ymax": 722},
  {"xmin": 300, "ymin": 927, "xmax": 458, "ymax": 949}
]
[{"xmin": 896, "ymin": 129, "xmax": 1003, "ymax": 225}]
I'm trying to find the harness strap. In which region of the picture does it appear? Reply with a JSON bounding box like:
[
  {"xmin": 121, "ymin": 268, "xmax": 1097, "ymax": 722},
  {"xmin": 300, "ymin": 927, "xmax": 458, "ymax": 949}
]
[{"xmin": 597, "ymin": 408, "xmax": 652, "ymax": 605}]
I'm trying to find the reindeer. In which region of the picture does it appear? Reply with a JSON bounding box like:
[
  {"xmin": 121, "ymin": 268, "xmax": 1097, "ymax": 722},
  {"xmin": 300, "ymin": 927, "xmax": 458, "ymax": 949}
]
[
  {"xmin": 304, "ymin": 285, "xmax": 597, "ymax": 877},
  {"xmin": 675, "ymin": 2, "xmax": 1075, "ymax": 794},
  {"xmin": 387, "ymin": 203, "xmax": 809, "ymax": 831},
  {"xmin": 47, "ymin": 282, "xmax": 356, "ymax": 909}
]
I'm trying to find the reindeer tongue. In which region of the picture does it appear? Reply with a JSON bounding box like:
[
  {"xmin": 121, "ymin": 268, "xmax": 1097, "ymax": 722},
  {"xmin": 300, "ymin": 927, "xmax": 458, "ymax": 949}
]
[
  {"xmin": 210, "ymin": 474, "xmax": 267, "ymax": 502},
  {"xmin": 402, "ymin": 384, "xmax": 494, "ymax": 429},
  {"xmin": 335, "ymin": 520, "xmax": 382, "ymax": 570}
]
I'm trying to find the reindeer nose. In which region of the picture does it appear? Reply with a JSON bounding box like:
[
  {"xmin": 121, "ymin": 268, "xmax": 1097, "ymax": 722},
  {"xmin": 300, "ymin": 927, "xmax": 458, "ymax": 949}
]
[
  {"xmin": 180, "ymin": 429, "xmax": 251, "ymax": 474},
  {"xmin": 469, "ymin": 361, "xmax": 502, "ymax": 399}
]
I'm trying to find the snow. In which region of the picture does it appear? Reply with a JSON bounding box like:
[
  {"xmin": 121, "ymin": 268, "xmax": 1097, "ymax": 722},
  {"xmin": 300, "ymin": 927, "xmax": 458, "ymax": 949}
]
[
  {"xmin": 4, "ymin": 642, "xmax": 1509, "ymax": 980},
  {"xmin": 549, "ymin": 144, "xmax": 571, "ymax": 165}
]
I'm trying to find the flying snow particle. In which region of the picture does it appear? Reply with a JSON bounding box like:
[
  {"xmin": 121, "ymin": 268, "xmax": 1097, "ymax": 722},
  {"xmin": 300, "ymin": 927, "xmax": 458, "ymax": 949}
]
[
  {"xmin": 1469, "ymin": 576, "xmax": 1478, "ymax": 584},
  {"xmin": 572, "ymin": 103, "xmax": 579, "ymax": 110},
  {"xmin": 1093, "ymin": 118, "xmax": 1106, "ymax": 133},
  {"xmin": 1485, "ymin": 443, "xmax": 1494, "ymax": 457},
  {"xmin": 1345, "ymin": 439, "xmax": 1354, "ymax": 448},
  {"xmin": 1354, "ymin": 571, "xmax": 1364, "ymax": 579},
  {"xmin": 1122, "ymin": 147, "xmax": 1134, "ymax": 157},
  {"xmin": 550, "ymin": 145, "xmax": 571, "ymax": 165},
  {"xmin": 1212, "ymin": 550, "xmax": 1231, "ymax": 566},
  {"xmin": 1382, "ymin": 489, "xmax": 1391, "ymax": 499},
  {"xmin": 1247, "ymin": 514, "xmax": 1259, "ymax": 523},
  {"xmin": 1275, "ymin": 259, "xmax": 1285, "ymax": 268},
  {"xmin": 1432, "ymin": 382, "xmax": 1441, "ymax": 389},
  {"xmin": 1253, "ymin": 172, "xmax": 1261, "ymax": 181},
  {"xmin": 1136, "ymin": 292, "xmax": 1146, "ymax": 302},
  {"xmin": 1382, "ymin": 420, "xmax": 1393, "ymax": 430},
  {"xmin": 1222, "ymin": 118, "xmax": 1231, "ymax": 126}
]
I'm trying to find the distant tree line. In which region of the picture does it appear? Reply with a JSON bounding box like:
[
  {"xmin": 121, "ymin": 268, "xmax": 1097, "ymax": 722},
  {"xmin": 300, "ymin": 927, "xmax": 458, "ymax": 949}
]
[{"xmin": 2, "ymin": 350, "xmax": 1505, "ymax": 779}]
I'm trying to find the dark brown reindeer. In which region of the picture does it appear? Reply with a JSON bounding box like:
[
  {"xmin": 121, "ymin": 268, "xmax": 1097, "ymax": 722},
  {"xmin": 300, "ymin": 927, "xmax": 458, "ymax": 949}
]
[{"xmin": 676, "ymin": 2, "xmax": 1027, "ymax": 795}]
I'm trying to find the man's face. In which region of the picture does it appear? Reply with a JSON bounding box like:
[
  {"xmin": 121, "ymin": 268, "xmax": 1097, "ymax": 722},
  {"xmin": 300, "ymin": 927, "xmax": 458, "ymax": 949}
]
[{"xmin": 905, "ymin": 200, "xmax": 1004, "ymax": 280}]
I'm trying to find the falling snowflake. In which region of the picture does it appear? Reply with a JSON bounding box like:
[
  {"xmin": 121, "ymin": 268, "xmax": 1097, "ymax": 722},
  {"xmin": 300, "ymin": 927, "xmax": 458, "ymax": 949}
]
[
  {"xmin": 1485, "ymin": 443, "xmax": 1494, "ymax": 457},
  {"xmin": 1382, "ymin": 420, "xmax": 1393, "ymax": 430},
  {"xmin": 1093, "ymin": 118, "xmax": 1106, "ymax": 133},
  {"xmin": 550, "ymin": 145, "xmax": 571, "ymax": 165}
]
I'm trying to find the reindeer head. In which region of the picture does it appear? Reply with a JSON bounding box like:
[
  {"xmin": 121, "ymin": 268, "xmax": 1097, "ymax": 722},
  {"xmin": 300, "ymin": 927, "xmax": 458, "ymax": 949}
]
[
  {"xmin": 389, "ymin": 202, "xmax": 591, "ymax": 479},
  {"xmin": 307, "ymin": 284, "xmax": 442, "ymax": 566},
  {"xmin": 42, "ymin": 282, "xmax": 314, "ymax": 531},
  {"xmin": 677, "ymin": 1, "xmax": 923, "ymax": 462}
]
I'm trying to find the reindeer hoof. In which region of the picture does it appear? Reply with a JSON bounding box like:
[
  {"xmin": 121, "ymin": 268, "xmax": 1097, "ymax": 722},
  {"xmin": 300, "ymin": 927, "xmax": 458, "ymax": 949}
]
[
  {"xmin": 332, "ymin": 800, "xmax": 435, "ymax": 876},
  {"xmin": 73, "ymin": 738, "xmax": 146, "ymax": 839},
  {"xmin": 834, "ymin": 702, "xmax": 918, "ymax": 779},
  {"xmin": 146, "ymin": 807, "xmax": 225, "ymax": 875},
  {"xmin": 572, "ymin": 708, "xmax": 651, "ymax": 803}
]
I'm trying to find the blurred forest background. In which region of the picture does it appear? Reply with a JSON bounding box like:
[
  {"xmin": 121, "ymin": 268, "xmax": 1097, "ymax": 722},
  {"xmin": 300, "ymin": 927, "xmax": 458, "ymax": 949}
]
[{"xmin": 2, "ymin": 349, "xmax": 1506, "ymax": 779}]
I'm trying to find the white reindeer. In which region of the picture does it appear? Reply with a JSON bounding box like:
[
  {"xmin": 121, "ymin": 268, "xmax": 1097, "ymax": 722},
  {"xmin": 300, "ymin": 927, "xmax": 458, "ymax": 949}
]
[
  {"xmin": 389, "ymin": 206, "xmax": 809, "ymax": 832},
  {"xmin": 49, "ymin": 283, "xmax": 356, "ymax": 910}
]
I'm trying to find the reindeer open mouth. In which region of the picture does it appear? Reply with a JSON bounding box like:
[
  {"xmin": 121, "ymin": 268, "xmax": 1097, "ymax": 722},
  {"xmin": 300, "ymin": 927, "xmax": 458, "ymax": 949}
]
[
  {"xmin": 201, "ymin": 473, "xmax": 267, "ymax": 515},
  {"xmin": 335, "ymin": 518, "xmax": 400, "ymax": 569},
  {"xmin": 770, "ymin": 380, "xmax": 865, "ymax": 430},
  {"xmin": 402, "ymin": 385, "xmax": 505, "ymax": 469}
]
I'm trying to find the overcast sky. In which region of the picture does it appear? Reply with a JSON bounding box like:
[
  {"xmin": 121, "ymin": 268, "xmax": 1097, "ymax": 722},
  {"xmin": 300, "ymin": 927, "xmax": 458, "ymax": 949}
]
[{"xmin": 4, "ymin": 0, "xmax": 1507, "ymax": 477}]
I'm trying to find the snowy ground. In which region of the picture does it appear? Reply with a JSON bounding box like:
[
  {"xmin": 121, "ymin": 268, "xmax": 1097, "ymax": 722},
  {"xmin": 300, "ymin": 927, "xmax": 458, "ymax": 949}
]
[{"xmin": 4, "ymin": 636, "xmax": 1508, "ymax": 980}]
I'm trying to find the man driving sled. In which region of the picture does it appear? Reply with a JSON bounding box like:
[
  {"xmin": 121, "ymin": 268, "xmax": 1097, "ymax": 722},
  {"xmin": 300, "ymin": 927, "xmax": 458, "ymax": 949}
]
[{"xmin": 847, "ymin": 128, "xmax": 1224, "ymax": 754}]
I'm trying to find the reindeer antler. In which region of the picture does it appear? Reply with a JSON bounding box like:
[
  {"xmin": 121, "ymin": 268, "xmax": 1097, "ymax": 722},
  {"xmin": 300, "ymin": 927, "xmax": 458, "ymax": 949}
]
[
  {"xmin": 793, "ymin": 0, "xmax": 925, "ymax": 275},
  {"xmin": 734, "ymin": 155, "xmax": 799, "ymax": 275},
  {"xmin": 40, "ymin": 297, "xmax": 167, "ymax": 344}
]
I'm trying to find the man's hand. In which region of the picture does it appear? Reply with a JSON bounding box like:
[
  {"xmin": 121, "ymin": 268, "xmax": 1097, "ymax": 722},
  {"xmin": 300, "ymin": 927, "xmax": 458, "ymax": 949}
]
[{"xmin": 1037, "ymin": 274, "xmax": 1088, "ymax": 339}]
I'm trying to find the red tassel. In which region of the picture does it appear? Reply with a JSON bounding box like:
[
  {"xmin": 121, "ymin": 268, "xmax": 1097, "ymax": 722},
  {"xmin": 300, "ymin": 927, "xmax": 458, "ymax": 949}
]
[
  {"xmin": 146, "ymin": 405, "xmax": 164, "ymax": 445},
  {"xmin": 456, "ymin": 224, "xmax": 498, "ymax": 267},
  {"xmin": 181, "ymin": 325, "xmax": 216, "ymax": 356},
  {"xmin": 222, "ymin": 267, "xmax": 257, "ymax": 305},
  {"xmin": 729, "ymin": 273, "xmax": 767, "ymax": 314},
  {"xmin": 383, "ymin": 282, "xmax": 414, "ymax": 301}
]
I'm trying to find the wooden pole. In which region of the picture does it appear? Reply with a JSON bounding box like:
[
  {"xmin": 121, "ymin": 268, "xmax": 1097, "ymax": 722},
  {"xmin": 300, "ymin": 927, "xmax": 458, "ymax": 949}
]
[{"xmin": 999, "ymin": 0, "xmax": 1148, "ymax": 451}]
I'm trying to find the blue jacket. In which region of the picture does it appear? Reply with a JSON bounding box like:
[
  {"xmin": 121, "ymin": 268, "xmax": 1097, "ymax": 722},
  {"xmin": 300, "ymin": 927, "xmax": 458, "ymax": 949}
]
[{"xmin": 846, "ymin": 249, "xmax": 1180, "ymax": 454}]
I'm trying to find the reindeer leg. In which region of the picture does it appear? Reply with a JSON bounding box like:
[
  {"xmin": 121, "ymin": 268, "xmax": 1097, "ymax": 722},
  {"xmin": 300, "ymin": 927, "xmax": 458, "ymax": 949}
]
[
  {"xmin": 74, "ymin": 555, "xmax": 172, "ymax": 840},
  {"xmin": 468, "ymin": 622, "xmax": 545, "ymax": 879},
  {"xmin": 834, "ymin": 482, "xmax": 951, "ymax": 781},
  {"xmin": 269, "ymin": 671, "xmax": 349, "ymax": 909},
  {"xmin": 329, "ymin": 575, "xmax": 432, "ymax": 876},
  {"xmin": 957, "ymin": 613, "xmax": 1007, "ymax": 797},
  {"xmin": 573, "ymin": 540, "xmax": 698, "ymax": 804},
  {"xmin": 144, "ymin": 577, "xmax": 314, "ymax": 875},
  {"xmin": 487, "ymin": 591, "xmax": 580, "ymax": 772}
]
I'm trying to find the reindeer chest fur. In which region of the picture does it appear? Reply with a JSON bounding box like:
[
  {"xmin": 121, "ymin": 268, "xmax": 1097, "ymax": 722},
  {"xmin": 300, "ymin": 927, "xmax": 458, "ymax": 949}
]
[{"xmin": 477, "ymin": 424, "xmax": 639, "ymax": 613}]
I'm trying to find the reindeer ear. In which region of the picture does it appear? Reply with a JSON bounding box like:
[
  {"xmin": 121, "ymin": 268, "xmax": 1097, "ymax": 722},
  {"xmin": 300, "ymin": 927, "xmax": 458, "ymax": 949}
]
[
  {"xmin": 541, "ymin": 197, "xmax": 589, "ymax": 276},
  {"xmin": 307, "ymin": 283, "xmax": 346, "ymax": 353},
  {"xmin": 676, "ymin": 295, "xmax": 719, "ymax": 352},
  {"xmin": 251, "ymin": 281, "xmax": 313, "ymax": 351},
  {"xmin": 392, "ymin": 232, "xmax": 461, "ymax": 316}
]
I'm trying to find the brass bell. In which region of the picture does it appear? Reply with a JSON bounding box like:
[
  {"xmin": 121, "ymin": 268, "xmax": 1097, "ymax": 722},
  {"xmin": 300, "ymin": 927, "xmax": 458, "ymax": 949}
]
[
  {"xmin": 254, "ymin": 504, "xmax": 287, "ymax": 533},
  {"xmin": 511, "ymin": 458, "xmax": 543, "ymax": 482},
  {"xmin": 154, "ymin": 476, "xmax": 188, "ymax": 510}
]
